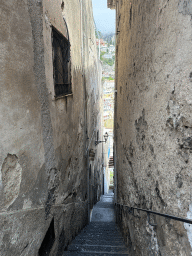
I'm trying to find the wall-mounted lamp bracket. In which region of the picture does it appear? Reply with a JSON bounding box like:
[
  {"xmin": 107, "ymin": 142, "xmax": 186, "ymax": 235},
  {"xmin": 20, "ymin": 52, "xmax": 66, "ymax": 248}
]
[{"xmin": 95, "ymin": 132, "xmax": 109, "ymax": 146}]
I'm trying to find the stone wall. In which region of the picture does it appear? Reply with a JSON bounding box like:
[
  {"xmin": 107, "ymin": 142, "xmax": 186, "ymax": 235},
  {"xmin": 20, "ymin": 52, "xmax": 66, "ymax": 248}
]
[
  {"xmin": 113, "ymin": 0, "xmax": 192, "ymax": 255},
  {"xmin": 0, "ymin": 0, "xmax": 102, "ymax": 255}
]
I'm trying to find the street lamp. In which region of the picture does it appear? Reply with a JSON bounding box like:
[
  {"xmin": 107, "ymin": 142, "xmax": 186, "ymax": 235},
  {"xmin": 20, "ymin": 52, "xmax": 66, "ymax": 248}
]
[{"xmin": 95, "ymin": 132, "xmax": 108, "ymax": 146}]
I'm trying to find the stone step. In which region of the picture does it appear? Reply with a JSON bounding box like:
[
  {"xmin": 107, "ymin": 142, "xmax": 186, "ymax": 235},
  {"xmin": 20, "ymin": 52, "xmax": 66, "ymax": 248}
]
[
  {"xmin": 76, "ymin": 225, "xmax": 120, "ymax": 233},
  {"xmin": 71, "ymin": 240, "xmax": 126, "ymax": 246},
  {"xmin": 79, "ymin": 229, "xmax": 121, "ymax": 234},
  {"xmin": 83, "ymin": 223, "xmax": 118, "ymax": 229},
  {"xmin": 72, "ymin": 231, "xmax": 123, "ymax": 240},
  {"xmin": 72, "ymin": 235, "xmax": 123, "ymax": 241},
  {"xmin": 64, "ymin": 252, "xmax": 129, "ymax": 256},
  {"xmin": 74, "ymin": 229, "xmax": 122, "ymax": 235},
  {"xmin": 80, "ymin": 225, "xmax": 118, "ymax": 230},
  {"xmin": 68, "ymin": 244, "xmax": 129, "ymax": 253}
]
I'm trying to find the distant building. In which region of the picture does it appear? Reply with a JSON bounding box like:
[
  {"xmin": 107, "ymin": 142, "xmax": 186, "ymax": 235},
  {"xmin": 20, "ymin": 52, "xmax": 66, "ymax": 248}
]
[
  {"xmin": 101, "ymin": 46, "xmax": 108, "ymax": 52},
  {"xmin": 109, "ymin": 45, "xmax": 115, "ymax": 53},
  {"xmin": 96, "ymin": 39, "xmax": 106, "ymax": 46},
  {"xmin": 103, "ymin": 80, "xmax": 114, "ymax": 130},
  {"xmin": 103, "ymin": 53, "xmax": 113, "ymax": 59}
]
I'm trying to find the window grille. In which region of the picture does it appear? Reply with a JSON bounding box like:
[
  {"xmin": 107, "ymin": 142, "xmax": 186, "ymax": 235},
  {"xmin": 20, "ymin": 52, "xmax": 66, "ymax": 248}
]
[{"xmin": 52, "ymin": 27, "xmax": 71, "ymax": 97}]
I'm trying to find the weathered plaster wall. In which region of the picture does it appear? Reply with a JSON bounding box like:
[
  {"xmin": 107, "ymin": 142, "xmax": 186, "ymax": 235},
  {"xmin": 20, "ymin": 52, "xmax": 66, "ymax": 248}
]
[
  {"xmin": 0, "ymin": 0, "xmax": 102, "ymax": 255},
  {"xmin": 81, "ymin": 0, "xmax": 104, "ymax": 210},
  {"xmin": 114, "ymin": 0, "xmax": 192, "ymax": 255},
  {"xmin": 0, "ymin": 0, "xmax": 45, "ymax": 213}
]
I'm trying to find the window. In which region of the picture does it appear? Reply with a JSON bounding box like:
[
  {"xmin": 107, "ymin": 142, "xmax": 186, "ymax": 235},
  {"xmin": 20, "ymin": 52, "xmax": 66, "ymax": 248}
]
[
  {"xmin": 52, "ymin": 26, "xmax": 71, "ymax": 97},
  {"xmin": 97, "ymin": 131, "xmax": 99, "ymax": 142}
]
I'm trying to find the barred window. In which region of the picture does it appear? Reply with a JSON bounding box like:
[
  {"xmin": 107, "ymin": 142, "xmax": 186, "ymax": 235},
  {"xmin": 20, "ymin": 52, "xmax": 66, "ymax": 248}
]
[{"xmin": 52, "ymin": 26, "xmax": 71, "ymax": 97}]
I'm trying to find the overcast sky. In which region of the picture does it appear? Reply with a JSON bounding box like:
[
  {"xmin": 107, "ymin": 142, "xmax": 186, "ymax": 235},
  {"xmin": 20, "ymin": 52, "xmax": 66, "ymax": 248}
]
[{"xmin": 92, "ymin": 0, "xmax": 115, "ymax": 34}]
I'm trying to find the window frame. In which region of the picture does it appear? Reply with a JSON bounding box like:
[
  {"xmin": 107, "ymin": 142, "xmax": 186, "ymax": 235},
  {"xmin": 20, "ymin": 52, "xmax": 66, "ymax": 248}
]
[{"xmin": 52, "ymin": 26, "xmax": 72, "ymax": 98}]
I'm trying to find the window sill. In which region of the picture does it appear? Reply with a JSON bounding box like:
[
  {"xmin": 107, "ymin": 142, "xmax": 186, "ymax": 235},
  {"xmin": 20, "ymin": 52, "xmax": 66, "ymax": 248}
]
[{"xmin": 54, "ymin": 93, "xmax": 73, "ymax": 100}]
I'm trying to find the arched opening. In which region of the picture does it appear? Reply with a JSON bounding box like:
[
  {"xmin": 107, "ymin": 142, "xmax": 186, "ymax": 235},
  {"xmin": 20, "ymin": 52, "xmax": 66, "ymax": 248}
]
[{"xmin": 38, "ymin": 218, "xmax": 55, "ymax": 256}]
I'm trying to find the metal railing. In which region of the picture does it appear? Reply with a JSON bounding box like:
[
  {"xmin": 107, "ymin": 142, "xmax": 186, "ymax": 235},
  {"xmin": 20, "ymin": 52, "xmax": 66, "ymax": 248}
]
[{"xmin": 115, "ymin": 203, "xmax": 192, "ymax": 225}]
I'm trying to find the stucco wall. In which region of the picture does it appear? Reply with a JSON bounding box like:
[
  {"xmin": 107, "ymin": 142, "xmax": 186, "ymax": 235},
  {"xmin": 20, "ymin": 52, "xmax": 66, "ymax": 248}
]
[
  {"xmin": 0, "ymin": 0, "xmax": 102, "ymax": 255},
  {"xmin": 114, "ymin": 0, "xmax": 192, "ymax": 255},
  {"xmin": 81, "ymin": 0, "xmax": 104, "ymax": 210}
]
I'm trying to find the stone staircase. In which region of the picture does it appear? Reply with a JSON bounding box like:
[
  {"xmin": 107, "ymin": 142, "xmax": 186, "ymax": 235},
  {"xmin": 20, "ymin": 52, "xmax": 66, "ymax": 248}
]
[{"xmin": 64, "ymin": 192, "xmax": 129, "ymax": 256}]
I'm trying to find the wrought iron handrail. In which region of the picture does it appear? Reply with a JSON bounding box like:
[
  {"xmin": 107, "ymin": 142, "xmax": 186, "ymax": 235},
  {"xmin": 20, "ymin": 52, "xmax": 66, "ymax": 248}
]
[{"xmin": 115, "ymin": 203, "xmax": 192, "ymax": 225}]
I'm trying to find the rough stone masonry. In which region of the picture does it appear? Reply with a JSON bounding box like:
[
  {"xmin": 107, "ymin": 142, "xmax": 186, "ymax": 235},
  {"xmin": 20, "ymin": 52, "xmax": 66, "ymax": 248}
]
[{"xmin": 109, "ymin": 0, "xmax": 192, "ymax": 255}]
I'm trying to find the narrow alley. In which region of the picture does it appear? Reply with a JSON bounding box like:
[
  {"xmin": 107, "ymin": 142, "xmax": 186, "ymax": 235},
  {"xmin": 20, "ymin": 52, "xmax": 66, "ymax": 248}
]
[
  {"xmin": 1, "ymin": 0, "xmax": 192, "ymax": 255},
  {"xmin": 65, "ymin": 191, "xmax": 129, "ymax": 256}
]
